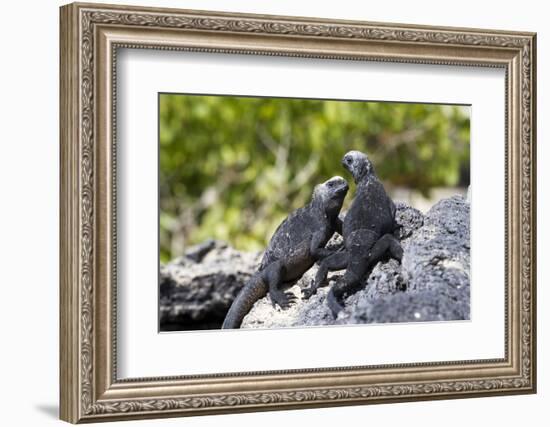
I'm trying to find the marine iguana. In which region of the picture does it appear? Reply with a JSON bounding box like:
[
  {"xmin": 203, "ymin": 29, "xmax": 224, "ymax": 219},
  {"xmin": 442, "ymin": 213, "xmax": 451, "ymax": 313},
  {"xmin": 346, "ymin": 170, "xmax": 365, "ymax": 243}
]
[
  {"xmin": 221, "ymin": 176, "xmax": 349, "ymax": 329},
  {"xmin": 301, "ymin": 150, "xmax": 403, "ymax": 316}
]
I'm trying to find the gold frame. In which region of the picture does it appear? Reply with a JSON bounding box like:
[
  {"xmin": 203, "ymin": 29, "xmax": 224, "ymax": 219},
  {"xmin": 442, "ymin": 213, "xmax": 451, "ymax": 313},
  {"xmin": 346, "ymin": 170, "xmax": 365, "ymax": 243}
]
[{"xmin": 60, "ymin": 2, "xmax": 537, "ymax": 423}]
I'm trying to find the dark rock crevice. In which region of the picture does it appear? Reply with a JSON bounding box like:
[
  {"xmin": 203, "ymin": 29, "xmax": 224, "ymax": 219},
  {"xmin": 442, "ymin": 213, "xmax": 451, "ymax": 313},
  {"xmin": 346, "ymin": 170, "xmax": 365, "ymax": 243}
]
[{"xmin": 159, "ymin": 240, "xmax": 261, "ymax": 330}]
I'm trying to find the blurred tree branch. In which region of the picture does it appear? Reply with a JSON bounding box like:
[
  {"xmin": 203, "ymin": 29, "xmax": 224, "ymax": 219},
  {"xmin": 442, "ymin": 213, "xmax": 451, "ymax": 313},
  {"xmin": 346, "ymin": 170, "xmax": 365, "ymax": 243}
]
[{"xmin": 159, "ymin": 95, "xmax": 470, "ymax": 262}]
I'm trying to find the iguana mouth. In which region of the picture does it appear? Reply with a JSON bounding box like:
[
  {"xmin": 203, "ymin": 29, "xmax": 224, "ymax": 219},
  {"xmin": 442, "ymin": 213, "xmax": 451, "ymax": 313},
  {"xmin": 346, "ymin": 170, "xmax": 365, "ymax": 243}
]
[
  {"xmin": 334, "ymin": 185, "xmax": 348, "ymax": 196},
  {"xmin": 328, "ymin": 178, "xmax": 349, "ymax": 198}
]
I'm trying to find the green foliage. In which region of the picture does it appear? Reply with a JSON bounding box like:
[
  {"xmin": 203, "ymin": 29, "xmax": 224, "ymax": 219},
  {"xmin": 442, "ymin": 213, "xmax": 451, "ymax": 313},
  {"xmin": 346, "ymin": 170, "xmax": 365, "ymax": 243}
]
[{"xmin": 159, "ymin": 94, "xmax": 470, "ymax": 262}]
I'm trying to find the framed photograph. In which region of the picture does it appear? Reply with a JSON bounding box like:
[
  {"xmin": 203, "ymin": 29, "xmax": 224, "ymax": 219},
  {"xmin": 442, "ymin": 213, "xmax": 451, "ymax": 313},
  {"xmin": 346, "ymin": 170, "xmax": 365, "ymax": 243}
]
[{"xmin": 60, "ymin": 2, "xmax": 536, "ymax": 423}]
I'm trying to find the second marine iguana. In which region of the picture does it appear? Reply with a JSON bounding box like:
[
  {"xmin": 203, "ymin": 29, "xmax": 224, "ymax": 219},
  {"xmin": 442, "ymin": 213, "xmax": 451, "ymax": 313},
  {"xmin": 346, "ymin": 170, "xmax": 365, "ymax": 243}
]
[
  {"xmin": 302, "ymin": 151, "xmax": 403, "ymax": 316},
  {"xmin": 221, "ymin": 176, "xmax": 349, "ymax": 329}
]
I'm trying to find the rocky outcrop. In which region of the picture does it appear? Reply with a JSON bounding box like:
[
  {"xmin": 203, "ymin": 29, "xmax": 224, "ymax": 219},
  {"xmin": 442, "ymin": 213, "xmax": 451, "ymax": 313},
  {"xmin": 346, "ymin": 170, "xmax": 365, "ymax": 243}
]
[
  {"xmin": 159, "ymin": 240, "xmax": 261, "ymax": 330},
  {"xmin": 160, "ymin": 196, "xmax": 470, "ymax": 331},
  {"xmin": 241, "ymin": 196, "xmax": 470, "ymax": 328}
]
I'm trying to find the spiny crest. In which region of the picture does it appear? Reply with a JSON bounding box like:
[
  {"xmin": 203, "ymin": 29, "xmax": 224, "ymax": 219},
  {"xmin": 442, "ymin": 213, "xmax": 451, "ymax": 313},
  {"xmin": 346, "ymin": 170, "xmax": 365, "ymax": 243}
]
[
  {"xmin": 326, "ymin": 175, "xmax": 346, "ymax": 186},
  {"xmin": 313, "ymin": 183, "xmax": 328, "ymax": 200}
]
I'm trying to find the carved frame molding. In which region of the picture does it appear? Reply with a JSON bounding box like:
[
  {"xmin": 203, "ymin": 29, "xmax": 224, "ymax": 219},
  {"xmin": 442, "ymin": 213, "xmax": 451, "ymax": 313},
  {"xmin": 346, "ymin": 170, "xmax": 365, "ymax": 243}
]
[{"xmin": 60, "ymin": 2, "xmax": 536, "ymax": 423}]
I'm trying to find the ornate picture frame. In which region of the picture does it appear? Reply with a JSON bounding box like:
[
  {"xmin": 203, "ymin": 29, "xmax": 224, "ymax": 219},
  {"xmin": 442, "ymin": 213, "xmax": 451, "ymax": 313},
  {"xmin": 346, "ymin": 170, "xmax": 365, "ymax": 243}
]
[{"xmin": 60, "ymin": 2, "xmax": 536, "ymax": 423}]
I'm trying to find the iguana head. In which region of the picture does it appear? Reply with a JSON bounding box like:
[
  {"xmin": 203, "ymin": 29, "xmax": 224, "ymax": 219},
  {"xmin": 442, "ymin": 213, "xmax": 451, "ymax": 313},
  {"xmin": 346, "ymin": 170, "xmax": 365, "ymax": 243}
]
[
  {"xmin": 342, "ymin": 150, "xmax": 374, "ymax": 183},
  {"xmin": 313, "ymin": 176, "xmax": 349, "ymax": 214}
]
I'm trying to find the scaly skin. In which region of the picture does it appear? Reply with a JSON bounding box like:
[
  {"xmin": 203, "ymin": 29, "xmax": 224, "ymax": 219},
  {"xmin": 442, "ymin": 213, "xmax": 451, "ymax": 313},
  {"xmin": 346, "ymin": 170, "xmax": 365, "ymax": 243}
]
[
  {"xmin": 302, "ymin": 151, "xmax": 403, "ymax": 317},
  {"xmin": 222, "ymin": 176, "xmax": 349, "ymax": 329}
]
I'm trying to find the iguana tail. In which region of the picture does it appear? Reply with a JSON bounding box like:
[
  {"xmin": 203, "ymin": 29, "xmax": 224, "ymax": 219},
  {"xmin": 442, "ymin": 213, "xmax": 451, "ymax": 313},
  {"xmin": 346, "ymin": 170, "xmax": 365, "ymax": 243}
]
[{"xmin": 222, "ymin": 273, "xmax": 268, "ymax": 329}]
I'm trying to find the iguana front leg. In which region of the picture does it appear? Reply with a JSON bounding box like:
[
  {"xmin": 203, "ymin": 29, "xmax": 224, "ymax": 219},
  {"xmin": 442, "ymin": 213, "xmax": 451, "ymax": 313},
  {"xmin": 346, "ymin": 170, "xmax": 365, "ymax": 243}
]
[
  {"xmin": 308, "ymin": 229, "xmax": 335, "ymax": 260},
  {"xmin": 263, "ymin": 261, "xmax": 297, "ymax": 309},
  {"xmin": 327, "ymin": 233, "xmax": 403, "ymax": 316},
  {"xmin": 302, "ymin": 250, "xmax": 348, "ymax": 299},
  {"xmin": 374, "ymin": 233, "xmax": 403, "ymax": 261},
  {"xmin": 300, "ymin": 228, "xmax": 345, "ymax": 300},
  {"xmin": 327, "ymin": 249, "xmax": 371, "ymax": 317}
]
